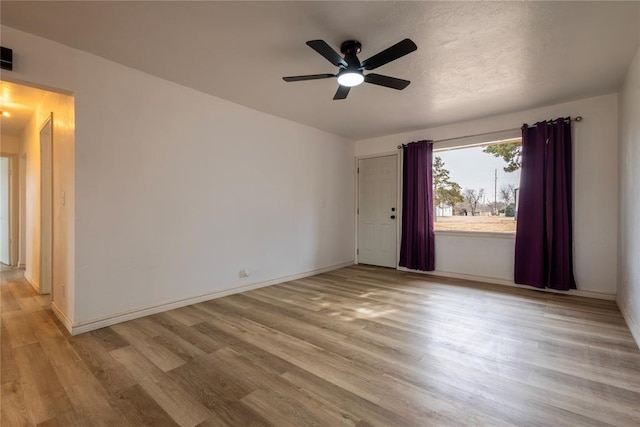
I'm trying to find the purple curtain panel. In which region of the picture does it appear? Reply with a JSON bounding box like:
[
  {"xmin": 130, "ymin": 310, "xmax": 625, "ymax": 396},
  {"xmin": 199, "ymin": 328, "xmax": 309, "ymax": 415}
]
[
  {"xmin": 515, "ymin": 119, "xmax": 576, "ymax": 290},
  {"xmin": 399, "ymin": 140, "xmax": 435, "ymax": 271}
]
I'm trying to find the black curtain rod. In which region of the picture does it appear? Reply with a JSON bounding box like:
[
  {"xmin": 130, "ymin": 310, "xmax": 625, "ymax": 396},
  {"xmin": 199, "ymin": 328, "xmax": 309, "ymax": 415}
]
[
  {"xmin": 522, "ymin": 116, "xmax": 582, "ymax": 129},
  {"xmin": 397, "ymin": 116, "xmax": 583, "ymax": 149}
]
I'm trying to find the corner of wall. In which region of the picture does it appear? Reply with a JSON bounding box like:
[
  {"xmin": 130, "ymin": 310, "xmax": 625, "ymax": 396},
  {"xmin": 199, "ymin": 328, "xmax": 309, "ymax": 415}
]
[
  {"xmin": 616, "ymin": 42, "xmax": 640, "ymax": 349},
  {"xmin": 618, "ymin": 297, "xmax": 640, "ymax": 350},
  {"xmin": 23, "ymin": 271, "xmax": 39, "ymax": 293},
  {"xmin": 51, "ymin": 301, "xmax": 74, "ymax": 335}
]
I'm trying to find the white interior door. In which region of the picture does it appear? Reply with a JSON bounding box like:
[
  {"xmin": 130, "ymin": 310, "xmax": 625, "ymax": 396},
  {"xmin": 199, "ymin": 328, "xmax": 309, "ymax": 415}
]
[
  {"xmin": 0, "ymin": 157, "xmax": 9, "ymax": 265},
  {"xmin": 358, "ymin": 155, "xmax": 397, "ymax": 268}
]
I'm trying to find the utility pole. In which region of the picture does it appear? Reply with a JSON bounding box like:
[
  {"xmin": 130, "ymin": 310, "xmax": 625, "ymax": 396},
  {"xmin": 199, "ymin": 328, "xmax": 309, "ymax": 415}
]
[{"xmin": 494, "ymin": 168, "xmax": 497, "ymax": 215}]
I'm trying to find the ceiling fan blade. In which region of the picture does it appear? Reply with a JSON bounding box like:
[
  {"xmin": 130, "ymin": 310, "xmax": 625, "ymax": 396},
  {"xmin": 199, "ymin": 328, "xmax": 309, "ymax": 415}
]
[
  {"xmin": 283, "ymin": 73, "xmax": 336, "ymax": 82},
  {"xmin": 333, "ymin": 85, "xmax": 350, "ymax": 100},
  {"xmin": 361, "ymin": 38, "xmax": 417, "ymax": 70},
  {"xmin": 306, "ymin": 40, "xmax": 348, "ymax": 68},
  {"xmin": 364, "ymin": 73, "xmax": 411, "ymax": 90}
]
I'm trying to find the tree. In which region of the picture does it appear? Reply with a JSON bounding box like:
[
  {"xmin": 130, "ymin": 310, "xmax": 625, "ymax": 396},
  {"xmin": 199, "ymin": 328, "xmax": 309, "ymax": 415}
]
[
  {"xmin": 463, "ymin": 188, "xmax": 485, "ymax": 216},
  {"xmin": 433, "ymin": 156, "xmax": 450, "ymax": 193},
  {"xmin": 433, "ymin": 156, "xmax": 464, "ymax": 214},
  {"xmin": 505, "ymin": 203, "xmax": 516, "ymax": 217},
  {"xmin": 500, "ymin": 184, "xmax": 515, "ymax": 205},
  {"xmin": 439, "ymin": 182, "xmax": 464, "ymax": 211},
  {"xmin": 483, "ymin": 142, "xmax": 521, "ymax": 172}
]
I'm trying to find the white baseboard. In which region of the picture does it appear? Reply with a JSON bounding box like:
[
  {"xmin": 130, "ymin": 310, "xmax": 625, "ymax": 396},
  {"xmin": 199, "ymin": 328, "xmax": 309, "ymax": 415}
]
[
  {"xmin": 51, "ymin": 301, "xmax": 74, "ymax": 335},
  {"xmin": 24, "ymin": 273, "xmax": 40, "ymax": 294},
  {"xmin": 397, "ymin": 267, "xmax": 616, "ymax": 301},
  {"xmin": 68, "ymin": 261, "xmax": 354, "ymax": 335},
  {"xmin": 617, "ymin": 301, "xmax": 640, "ymax": 350}
]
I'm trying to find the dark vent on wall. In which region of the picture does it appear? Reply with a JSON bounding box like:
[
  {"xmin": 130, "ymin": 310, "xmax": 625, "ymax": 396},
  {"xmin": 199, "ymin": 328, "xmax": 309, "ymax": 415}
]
[{"xmin": 1, "ymin": 47, "xmax": 13, "ymax": 71}]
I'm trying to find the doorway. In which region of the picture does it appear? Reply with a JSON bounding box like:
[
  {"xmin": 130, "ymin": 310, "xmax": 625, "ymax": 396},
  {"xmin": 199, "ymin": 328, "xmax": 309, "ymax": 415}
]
[
  {"xmin": 1, "ymin": 80, "xmax": 74, "ymax": 308},
  {"xmin": 357, "ymin": 154, "xmax": 398, "ymax": 268},
  {"xmin": 40, "ymin": 115, "xmax": 53, "ymax": 295}
]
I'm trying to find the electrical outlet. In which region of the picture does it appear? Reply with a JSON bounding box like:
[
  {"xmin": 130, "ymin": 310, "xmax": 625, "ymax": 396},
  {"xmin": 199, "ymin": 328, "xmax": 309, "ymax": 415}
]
[{"xmin": 239, "ymin": 268, "xmax": 250, "ymax": 278}]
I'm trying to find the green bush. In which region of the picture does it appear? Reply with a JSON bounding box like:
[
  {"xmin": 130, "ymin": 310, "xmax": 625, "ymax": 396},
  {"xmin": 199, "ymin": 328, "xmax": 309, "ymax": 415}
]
[{"xmin": 505, "ymin": 203, "xmax": 515, "ymax": 217}]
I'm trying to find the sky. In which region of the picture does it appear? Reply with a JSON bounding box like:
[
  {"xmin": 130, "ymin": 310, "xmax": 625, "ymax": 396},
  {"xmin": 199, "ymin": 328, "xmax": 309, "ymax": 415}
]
[{"xmin": 434, "ymin": 145, "xmax": 521, "ymax": 204}]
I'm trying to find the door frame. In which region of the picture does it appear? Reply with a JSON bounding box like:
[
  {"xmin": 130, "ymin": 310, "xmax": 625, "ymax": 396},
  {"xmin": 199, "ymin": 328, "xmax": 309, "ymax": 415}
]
[
  {"xmin": 355, "ymin": 151, "xmax": 402, "ymax": 267},
  {"xmin": 18, "ymin": 152, "xmax": 26, "ymax": 268},
  {"xmin": 39, "ymin": 113, "xmax": 53, "ymax": 295}
]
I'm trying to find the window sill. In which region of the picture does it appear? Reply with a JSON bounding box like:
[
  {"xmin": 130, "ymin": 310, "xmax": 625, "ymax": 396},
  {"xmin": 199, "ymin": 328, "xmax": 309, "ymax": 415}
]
[{"xmin": 434, "ymin": 230, "xmax": 516, "ymax": 239}]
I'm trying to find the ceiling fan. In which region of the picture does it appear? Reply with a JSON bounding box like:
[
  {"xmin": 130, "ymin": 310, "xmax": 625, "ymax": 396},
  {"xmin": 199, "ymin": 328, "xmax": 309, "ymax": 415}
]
[{"xmin": 283, "ymin": 38, "xmax": 417, "ymax": 100}]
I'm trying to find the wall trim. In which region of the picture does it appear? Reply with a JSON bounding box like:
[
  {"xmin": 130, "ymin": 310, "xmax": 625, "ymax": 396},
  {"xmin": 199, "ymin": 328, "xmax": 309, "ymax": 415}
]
[
  {"xmin": 617, "ymin": 300, "xmax": 640, "ymax": 350},
  {"xmin": 51, "ymin": 301, "xmax": 74, "ymax": 334},
  {"xmin": 356, "ymin": 151, "xmax": 398, "ymax": 160},
  {"xmin": 65, "ymin": 261, "xmax": 354, "ymax": 335},
  {"xmin": 397, "ymin": 267, "xmax": 616, "ymax": 301}
]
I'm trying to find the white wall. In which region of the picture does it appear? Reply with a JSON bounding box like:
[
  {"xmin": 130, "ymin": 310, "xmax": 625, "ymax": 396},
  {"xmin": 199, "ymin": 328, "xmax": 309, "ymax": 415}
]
[
  {"xmin": 618, "ymin": 44, "xmax": 640, "ymax": 345},
  {"xmin": 1, "ymin": 134, "xmax": 21, "ymax": 266},
  {"xmin": 357, "ymin": 94, "xmax": 619, "ymax": 296},
  {"xmin": 433, "ymin": 232, "xmax": 515, "ymax": 283},
  {"xmin": 1, "ymin": 134, "xmax": 21, "ymax": 154},
  {"xmin": 2, "ymin": 26, "xmax": 355, "ymax": 330}
]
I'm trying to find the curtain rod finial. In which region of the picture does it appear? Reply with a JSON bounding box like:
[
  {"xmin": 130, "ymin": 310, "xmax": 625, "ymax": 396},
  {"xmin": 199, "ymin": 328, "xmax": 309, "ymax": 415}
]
[{"xmin": 574, "ymin": 116, "xmax": 583, "ymax": 122}]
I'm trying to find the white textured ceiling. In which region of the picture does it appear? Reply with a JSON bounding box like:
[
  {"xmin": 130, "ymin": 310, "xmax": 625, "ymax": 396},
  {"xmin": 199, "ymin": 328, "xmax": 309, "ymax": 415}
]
[{"xmin": 1, "ymin": 1, "xmax": 638, "ymax": 140}]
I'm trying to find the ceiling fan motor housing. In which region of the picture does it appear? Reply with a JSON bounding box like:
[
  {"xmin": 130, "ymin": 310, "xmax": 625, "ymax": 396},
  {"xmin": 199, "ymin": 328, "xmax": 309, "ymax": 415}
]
[
  {"xmin": 340, "ymin": 40, "xmax": 362, "ymax": 55},
  {"xmin": 340, "ymin": 40, "xmax": 362, "ymax": 69}
]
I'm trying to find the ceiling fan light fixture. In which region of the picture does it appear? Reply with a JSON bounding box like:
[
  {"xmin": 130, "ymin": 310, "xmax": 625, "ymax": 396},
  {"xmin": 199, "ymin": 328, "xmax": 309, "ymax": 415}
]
[
  {"xmin": 337, "ymin": 71, "xmax": 364, "ymax": 87},
  {"xmin": 283, "ymin": 38, "xmax": 417, "ymax": 99}
]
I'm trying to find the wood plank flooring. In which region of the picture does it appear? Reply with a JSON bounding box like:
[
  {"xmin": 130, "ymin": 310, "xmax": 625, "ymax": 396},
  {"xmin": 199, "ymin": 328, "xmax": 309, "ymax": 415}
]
[{"xmin": 2, "ymin": 264, "xmax": 640, "ymax": 426}]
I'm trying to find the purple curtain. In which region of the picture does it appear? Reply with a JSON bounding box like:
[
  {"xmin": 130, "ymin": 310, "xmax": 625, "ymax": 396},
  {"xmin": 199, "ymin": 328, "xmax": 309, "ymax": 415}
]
[
  {"xmin": 399, "ymin": 140, "xmax": 435, "ymax": 271},
  {"xmin": 515, "ymin": 118, "xmax": 576, "ymax": 290}
]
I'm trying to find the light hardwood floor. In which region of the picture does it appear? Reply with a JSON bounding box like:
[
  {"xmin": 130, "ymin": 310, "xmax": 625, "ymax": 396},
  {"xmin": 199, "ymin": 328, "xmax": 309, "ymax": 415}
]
[{"xmin": 2, "ymin": 264, "xmax": 640, "ymax": 426}]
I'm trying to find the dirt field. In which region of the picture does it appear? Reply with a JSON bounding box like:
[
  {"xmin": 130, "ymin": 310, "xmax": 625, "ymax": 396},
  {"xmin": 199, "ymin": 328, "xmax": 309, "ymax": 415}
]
[{"xmin": 434, "ymin": 215, "xmax": 517, "ymax": 232}]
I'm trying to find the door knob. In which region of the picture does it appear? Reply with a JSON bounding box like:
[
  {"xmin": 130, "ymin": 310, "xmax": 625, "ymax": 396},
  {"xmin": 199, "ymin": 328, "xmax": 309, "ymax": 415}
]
[{"xmin": 390, "ymin": 215, "xmax": 396, "ymax": 219}]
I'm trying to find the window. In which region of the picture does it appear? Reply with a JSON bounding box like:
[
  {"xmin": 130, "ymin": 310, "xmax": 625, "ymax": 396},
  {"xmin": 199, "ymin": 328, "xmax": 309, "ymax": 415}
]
[{"xmin": 433, "ymin": 138, "xmax": 521, "ymax": 233}]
